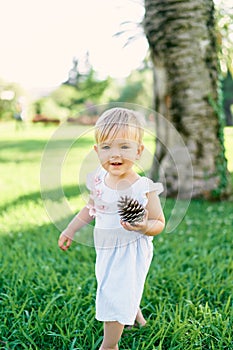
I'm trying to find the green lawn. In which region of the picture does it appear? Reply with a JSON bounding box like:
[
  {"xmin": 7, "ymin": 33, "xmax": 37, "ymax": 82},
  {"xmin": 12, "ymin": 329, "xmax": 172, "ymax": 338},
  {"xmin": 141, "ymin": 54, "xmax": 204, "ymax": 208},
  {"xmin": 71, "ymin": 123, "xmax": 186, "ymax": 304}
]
[{"xmin": 0, "ymin": 122, "xmax": 232, "ymax": 350}]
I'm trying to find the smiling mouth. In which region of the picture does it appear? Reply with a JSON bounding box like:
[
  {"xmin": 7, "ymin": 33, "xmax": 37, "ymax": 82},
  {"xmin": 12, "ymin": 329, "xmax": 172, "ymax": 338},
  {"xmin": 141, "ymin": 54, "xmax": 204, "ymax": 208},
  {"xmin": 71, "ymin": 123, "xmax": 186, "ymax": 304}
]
[{"xmin": 111, "ymin": 162, "xmax": 122, "ymax": 166}]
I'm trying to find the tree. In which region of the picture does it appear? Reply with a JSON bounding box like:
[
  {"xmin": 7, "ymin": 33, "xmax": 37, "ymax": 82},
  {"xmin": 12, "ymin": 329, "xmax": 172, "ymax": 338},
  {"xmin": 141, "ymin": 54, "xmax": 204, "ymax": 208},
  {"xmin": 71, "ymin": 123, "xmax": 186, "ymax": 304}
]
[
  {"xmin": 143, "ymin": 0, "xmax": 229, "ymax": 199},
  {"xmin": 35, "ymin": 63, "xmax": 110, "ymax": 120},
  {"xmin": 60, "ymin": 54, "xmax": 109, "ymax": 109},
  {"xmin": 115, "ymin": 65, "xmax": 153, "ymax": 108},
  {"xmin": 0, "ymin": 79, "xmax": 24, "ymax": 120}
]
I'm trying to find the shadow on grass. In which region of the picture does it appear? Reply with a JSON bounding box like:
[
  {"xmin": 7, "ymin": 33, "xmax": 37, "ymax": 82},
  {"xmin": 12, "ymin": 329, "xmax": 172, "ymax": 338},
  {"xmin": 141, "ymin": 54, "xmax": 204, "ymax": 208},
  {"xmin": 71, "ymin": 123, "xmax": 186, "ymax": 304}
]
[
  {"xmin": 0, "ymin": 137, "xmax": 93, "ymax": 165},
  {"xmin": 1, "ymin": 183, "xmax": 87, "ymax": 213},
  {"xmin": 0, "ymin": 137, "xmax": 93, "ymax": 153}
]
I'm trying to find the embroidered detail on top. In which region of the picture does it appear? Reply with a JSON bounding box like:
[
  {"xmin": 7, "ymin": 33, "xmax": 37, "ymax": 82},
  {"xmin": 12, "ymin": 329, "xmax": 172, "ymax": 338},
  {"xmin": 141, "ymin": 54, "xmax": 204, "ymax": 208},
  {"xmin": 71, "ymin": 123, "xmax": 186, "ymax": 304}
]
[
  {"xmin": 95, "ymin": 176, "xmax": 102, "ymax": 185},
  {"xmin": 87, "ymin": 204, "xmax": 97, "ymax": 217},
  {"xmin": 97, "ymin": 204, "xmax": 109, "ymax": 212},
  {"xmin": 96, "ymin": 189, "xmax": 102, "ymax": 198}
]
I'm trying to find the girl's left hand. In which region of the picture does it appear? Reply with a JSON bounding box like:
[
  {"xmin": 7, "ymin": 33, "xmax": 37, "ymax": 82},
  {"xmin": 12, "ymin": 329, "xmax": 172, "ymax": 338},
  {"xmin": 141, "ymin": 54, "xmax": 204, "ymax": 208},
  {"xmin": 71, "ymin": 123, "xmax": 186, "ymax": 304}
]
[
  {"xmin": 120, "ymin": 209, "xmax": 148, "ymax": 234},
  {"xmin": 58, "ymin": 232, "xmax": 73, "ymax": 251}
]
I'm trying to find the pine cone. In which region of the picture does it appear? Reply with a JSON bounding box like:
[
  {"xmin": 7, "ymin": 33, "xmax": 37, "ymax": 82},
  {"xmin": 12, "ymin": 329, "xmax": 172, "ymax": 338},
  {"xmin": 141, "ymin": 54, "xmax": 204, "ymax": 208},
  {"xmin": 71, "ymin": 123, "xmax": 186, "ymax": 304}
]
[{"xmin": 117, "ymin": 196, "xmax": 145, "ymax": 225}]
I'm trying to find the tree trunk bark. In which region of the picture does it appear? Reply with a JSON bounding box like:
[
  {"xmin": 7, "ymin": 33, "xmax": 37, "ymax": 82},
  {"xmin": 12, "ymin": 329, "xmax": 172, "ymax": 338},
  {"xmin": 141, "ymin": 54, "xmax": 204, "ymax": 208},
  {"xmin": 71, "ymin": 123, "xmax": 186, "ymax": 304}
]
[{"xmin": 144, "ymin": 0, "xmax": 228, "ymax": 199}]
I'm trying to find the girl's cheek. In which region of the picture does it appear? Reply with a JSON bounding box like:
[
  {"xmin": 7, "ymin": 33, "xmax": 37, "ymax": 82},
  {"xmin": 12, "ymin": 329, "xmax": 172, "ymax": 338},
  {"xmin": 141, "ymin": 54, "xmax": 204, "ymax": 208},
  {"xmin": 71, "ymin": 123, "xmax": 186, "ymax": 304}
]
[
  {"xmin": 98, "ymin": 151, "xmax": 108, "ymax": 160},
  {"xmin": 99, "ymin": 155, "xmax": 109, "ymax": 165}
]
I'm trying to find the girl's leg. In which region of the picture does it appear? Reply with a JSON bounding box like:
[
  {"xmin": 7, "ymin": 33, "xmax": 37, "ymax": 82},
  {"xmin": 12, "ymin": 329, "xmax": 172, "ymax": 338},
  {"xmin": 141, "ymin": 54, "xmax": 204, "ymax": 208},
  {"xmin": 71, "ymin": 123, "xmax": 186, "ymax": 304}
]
[
  {"xmin": 99, "ymin": 321, "xmax": 124, "ymax": 350},
  {"xmin": 135, "ymin": 308, "xmax": 147, "ymax": 326}
]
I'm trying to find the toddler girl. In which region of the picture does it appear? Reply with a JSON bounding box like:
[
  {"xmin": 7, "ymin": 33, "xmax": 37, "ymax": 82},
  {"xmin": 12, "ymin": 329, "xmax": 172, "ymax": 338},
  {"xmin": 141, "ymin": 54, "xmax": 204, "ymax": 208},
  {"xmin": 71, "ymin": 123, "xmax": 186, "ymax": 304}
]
[{"xmin": 58, "ymin": 107, "xmax": 165, "ymax": 350}]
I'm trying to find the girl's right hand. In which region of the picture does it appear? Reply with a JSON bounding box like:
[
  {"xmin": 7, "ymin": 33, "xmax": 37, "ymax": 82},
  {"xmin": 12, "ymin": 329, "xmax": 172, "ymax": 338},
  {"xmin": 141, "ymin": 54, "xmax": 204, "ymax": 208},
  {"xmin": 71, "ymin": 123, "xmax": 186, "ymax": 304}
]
[{"xmin": 58, "ymin": 231, "xmax": 73, "ymax": 251}]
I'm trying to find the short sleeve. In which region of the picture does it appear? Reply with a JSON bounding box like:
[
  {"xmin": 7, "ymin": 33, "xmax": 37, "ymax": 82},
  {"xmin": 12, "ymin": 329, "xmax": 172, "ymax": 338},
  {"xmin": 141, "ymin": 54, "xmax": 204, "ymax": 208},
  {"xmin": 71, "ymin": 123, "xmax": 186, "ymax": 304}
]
[
  {"xmin": 147, "ymin": 178, "xmax": 164, "ymax": 195},
  {"xmin": 136, "ymin": 177, "xmax": 163, "ymax": 207}
]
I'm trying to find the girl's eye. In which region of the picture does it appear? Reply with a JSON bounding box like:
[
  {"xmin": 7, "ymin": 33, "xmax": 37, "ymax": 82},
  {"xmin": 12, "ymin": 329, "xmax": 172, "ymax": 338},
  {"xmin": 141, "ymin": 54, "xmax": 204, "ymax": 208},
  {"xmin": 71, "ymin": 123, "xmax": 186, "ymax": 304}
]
[
  {"xmin": 101, "ymin": 145, "xmax": 110, "ymax": 150},
  {"xmin": 121, "ymin": 145, "xmax": 130, "ymax": 149}
]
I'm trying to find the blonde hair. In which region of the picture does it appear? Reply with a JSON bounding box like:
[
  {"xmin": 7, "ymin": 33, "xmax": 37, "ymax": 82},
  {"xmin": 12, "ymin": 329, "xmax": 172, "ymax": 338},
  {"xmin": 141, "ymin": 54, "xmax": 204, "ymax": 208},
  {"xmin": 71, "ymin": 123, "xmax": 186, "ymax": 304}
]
[{"xmin": 95, "ymin": 108, "xmax": 145, "ymax": 144}]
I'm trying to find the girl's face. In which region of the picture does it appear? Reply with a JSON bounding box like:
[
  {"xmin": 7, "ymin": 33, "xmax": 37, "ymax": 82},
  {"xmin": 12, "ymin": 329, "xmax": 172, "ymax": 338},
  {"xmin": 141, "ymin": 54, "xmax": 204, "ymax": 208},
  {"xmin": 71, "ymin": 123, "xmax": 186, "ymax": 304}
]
[{"xmin": 94, "ymin": 129, "xmax": 144, "ymax": 178}]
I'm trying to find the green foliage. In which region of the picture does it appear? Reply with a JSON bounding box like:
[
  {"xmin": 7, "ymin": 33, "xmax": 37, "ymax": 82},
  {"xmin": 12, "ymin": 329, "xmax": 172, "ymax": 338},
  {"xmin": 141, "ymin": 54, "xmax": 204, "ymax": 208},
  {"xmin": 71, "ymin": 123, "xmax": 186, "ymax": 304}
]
[
  {"xmin": 32, "ymin": 66, "xmax": 153, "ymax": 121},
  {"xmin": 214, "ymin": 1, "xmax": 233, "ymax": 126},
  {"xmin": 0, "ymin": 123, "xmax": 232, "ymax": 349},
  {"xmin": 50, "ymin": 69, "xmax": 109, "ymax": 116},
  {"xmin": 77, "ymin": 69, "xmax": 109, "ymax": 103},
  {"xmin": 33, "ymin": 95, "xmax": 70, "ymax": 120},
  {"xmin": 114, "ymin": 68, "xmax": 153, "ymax": 108},
  {"xmin": 32, "ymin": 69, "xmax": 110, "ymax": 120},
  {"xmin": 214, "ymin": 1, "xmax": 233, "ymax": 76},
  {"xmin": 0, "ymin": 79, "xmax": 25, "ymax": 120},
  {"xmin": 50, "ymin": 85, "xmax": 80, "ymax": 109},
  {"xmin": 117, "ymin": 80, "xmax": 143, "ymax": 103}
]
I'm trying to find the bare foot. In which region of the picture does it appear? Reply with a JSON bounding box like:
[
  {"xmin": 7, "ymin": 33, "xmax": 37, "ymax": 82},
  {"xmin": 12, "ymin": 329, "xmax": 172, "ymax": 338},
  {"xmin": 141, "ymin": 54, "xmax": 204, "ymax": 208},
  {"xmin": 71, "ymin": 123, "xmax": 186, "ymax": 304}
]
[{"xmin": 124, "ymin": 308, "xmax": 147, "ymax": 331}]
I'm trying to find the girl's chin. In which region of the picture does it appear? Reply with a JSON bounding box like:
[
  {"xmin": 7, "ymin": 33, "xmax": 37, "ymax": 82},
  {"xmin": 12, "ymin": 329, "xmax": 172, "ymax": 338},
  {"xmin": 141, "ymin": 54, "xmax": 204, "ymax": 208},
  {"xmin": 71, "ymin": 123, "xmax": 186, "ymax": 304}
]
[{"xmin": 110, "ymin": 164, "xmax": 122, "ymax": 170}]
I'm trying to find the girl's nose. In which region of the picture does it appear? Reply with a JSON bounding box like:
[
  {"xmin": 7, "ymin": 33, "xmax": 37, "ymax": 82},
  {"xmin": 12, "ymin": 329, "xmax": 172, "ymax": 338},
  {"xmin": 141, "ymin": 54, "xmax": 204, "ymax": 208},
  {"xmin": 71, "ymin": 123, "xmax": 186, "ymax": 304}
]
[{"xmin": 110, "ymin": 148, "xmax": 121, "ymax": 159}]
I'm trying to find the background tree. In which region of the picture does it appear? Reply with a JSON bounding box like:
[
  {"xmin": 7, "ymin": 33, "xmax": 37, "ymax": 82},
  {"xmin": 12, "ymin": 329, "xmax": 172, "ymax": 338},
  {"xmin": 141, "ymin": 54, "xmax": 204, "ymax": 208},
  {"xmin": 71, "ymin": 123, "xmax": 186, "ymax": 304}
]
[
  {"xmin": 215, "ymin": 0, "xmax": 233, "ymax": 126},
  {"xmin": 33, "ymin": 61, "xmax": 110, "ymax": 121},
  {"xmin": 52, "ymin": 68, "xmax": 109, "ymax": 111},
  {"xmin": 113, "ymin": 62, "xmax": 153, "ymax": 109},
  {"xmin": 0, "ymin": 79, "xmax": 24, "ymax": 120},
  {"xmin": 144, "ymin": 0, "xmax": 229, "ymax": 199},
  {"xmin": 32, "ymin": 58, "xmax": 154, "ymax": 122}
]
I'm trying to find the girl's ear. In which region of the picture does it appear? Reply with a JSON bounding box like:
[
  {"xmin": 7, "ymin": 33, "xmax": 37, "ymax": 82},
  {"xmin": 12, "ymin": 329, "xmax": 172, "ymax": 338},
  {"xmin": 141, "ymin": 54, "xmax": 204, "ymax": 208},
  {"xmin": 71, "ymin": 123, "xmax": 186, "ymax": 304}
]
[
  {"xmin": 94, "ymin": 144, "xmax": 98, "ymax": 153},
  {"xmin": 136, "ymin": 144, "xmax": 144, "ymax": 159}
]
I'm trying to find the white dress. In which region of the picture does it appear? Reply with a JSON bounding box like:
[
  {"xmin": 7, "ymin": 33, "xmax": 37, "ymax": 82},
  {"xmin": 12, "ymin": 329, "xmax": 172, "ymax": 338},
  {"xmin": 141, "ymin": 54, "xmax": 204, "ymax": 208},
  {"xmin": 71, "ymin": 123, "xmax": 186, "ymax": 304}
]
[{"xmin": 86, "ymin": 167, "xmax": 163, "ymax": 325}]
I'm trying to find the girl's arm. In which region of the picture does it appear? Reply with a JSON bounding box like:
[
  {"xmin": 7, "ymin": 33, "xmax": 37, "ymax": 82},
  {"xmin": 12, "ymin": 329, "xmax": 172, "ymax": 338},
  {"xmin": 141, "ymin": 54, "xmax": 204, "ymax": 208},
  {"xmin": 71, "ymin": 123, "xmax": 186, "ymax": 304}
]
[
  {"xmin": 121, "ymin": 191, "xmax": 165, "ymax": 236},
  {"xmin": 58, "ymin": 199, "xmax": 94, "ymax": 251}
]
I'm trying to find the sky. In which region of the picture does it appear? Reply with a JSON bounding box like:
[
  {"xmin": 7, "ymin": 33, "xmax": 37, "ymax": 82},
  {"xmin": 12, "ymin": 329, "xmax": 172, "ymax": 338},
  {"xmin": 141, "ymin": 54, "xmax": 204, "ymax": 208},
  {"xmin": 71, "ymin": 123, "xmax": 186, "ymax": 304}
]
[{"xmin": 0, "ymin": 0, "xmax": 148, "ymax": 92}]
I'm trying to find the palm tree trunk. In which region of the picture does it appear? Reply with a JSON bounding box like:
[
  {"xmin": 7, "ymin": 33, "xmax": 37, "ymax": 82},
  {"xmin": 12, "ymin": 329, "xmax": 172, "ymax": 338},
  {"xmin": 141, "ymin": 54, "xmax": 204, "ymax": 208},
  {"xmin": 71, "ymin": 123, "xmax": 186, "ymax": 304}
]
[{"xmin": 144, "ymin": 0, "xmax": 228, "ymax": 199}]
